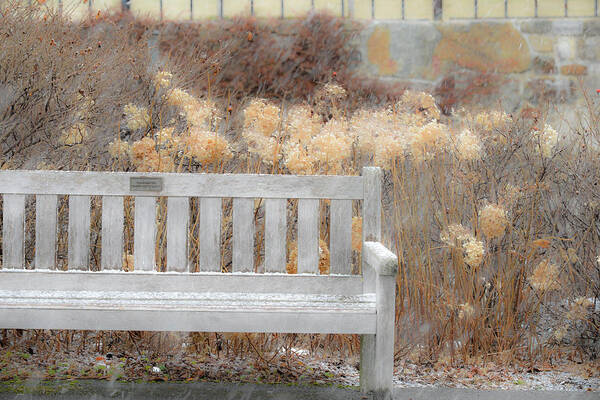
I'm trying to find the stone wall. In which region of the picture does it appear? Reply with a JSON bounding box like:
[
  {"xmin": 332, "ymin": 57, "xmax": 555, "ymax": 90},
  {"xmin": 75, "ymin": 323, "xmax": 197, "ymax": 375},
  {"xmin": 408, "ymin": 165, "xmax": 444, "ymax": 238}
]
[{"xmin": 357, "ymin": 18, "xmax": 600, "ymax": 111}]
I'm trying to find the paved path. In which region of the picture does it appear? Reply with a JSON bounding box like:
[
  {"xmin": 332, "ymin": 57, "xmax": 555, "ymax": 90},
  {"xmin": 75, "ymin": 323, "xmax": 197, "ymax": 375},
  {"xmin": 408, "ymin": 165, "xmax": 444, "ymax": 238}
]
[{"xmin": 0, "ymin": 380, "xmax": 597, "ymax": 399}]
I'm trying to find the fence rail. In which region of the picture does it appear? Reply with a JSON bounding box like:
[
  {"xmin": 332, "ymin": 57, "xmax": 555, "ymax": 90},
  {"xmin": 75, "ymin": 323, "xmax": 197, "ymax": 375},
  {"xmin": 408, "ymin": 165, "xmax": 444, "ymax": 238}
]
[{"xmin": 18, "ymin": 0, "xmax": 600, "ymax": 20}]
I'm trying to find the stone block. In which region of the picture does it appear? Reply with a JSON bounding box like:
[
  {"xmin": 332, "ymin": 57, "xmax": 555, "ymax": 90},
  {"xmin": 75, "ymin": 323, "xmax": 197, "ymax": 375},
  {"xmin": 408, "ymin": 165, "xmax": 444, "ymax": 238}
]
[
  {"xmin": 193, "ymin": 0, "xmax": 220, "ymax": 19},
  {"xmin": 509, "ymin": 1, "xmax": 536, "ymax": 18},
  {"xmin": 533, "ymin": 56, "xmax": 556, "ymax": 74},
  {"xmin": 431, "ymin": 22, "xmax": 531, "ymax": 77},
  {"xmin": 552, "ymin": 20, "xmax": 584, "ymax": 36},
  {"xmin": 525, "ymin": 77, "xmax": 576, "ymax": 104},
  {"xmin": 405, "ymin": 0, "xmax": 434, "ymax": 20},
  {"xmin": 520, "ymin": 19, "xmax": 552, "ymax": 34},
  {"xmin": 568, "ymin": 0, "xmax": 596, "ymax": 17},
  {"xmin": 528, "ymin": 34, "xmax": 556, "ymax": 53},
  {"xmin": 538, "ymin": 0, "xmax": 565, "ymax": 17},
  {"xmin": 577, "ymin": 37, "xmax": 600, "ymax": 61},
  {"xmin": 560, "ymin": 64, "xmax": 588, "ymax": 76},
  {"xmin": 362, "ymin": 22, "xmax": 441, "ymax": 78},
  {"xmin": 556, "ymin": 37, "xmax": 576, "ymax": 60},
  {"xmin": 583, "ymin": 20, "xmax": 600, "ymax": 36}
]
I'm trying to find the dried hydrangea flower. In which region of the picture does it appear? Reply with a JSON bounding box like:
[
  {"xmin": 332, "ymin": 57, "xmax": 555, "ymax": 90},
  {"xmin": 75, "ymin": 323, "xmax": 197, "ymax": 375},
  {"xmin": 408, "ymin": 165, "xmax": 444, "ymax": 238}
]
[
  {"xmin": 108, "ymin": 139, "xmax": 130, "ymax": 158},
  {"xmin": 455, "ymin": 129, "xmax": 482, "ymax": 161},
  {"xmin": 479, "ymin": 204, "xmax": 508, "ymax": 239},
  {"xmin": 463, "ymin": 237, "xmax": 484, "ymax": 268},
  {"xmin": 532, "ymin": 123, "xmax": 558, "ymax": 158},
  {"xmin": 529, "ymin": 260, "xmax": 560, "ymax": 292},
  {"xmin": 124, "ymin": 103, "xmax": 150, "ymax": 131}
]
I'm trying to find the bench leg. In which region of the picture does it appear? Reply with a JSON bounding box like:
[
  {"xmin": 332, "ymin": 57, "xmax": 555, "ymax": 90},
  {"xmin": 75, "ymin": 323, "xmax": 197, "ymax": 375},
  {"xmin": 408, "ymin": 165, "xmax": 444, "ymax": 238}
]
[{"xmin": 360, "ymin": 274, "xmax": 395, "ymax": 400}]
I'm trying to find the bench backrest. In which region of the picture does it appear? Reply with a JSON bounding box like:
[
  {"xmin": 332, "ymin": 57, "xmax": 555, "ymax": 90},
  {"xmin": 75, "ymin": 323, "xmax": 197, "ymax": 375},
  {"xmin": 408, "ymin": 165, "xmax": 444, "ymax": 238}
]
[{"xmin": 0, "ymin": 167, "xmax": 381, "ymax": 275}]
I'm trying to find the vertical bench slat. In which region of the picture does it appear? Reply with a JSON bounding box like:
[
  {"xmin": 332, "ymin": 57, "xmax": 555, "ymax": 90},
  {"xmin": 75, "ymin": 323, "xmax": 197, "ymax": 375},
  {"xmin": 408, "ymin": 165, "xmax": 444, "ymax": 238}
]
[
  {"xmin": 232, "ymin": 198, "xmax": 254, "ymax": 272},
  {"xmin": 35, "ymin": 195, "xmax": 58, "ymax": 269},
  {"xmin": 265, "ymin": 198, "xmax": 286, "ymax": 273},
  {"xmin": 167, "ymin": 197, "xmax": 189, "ymax": 272},
  {"xmin": 101, "ymin": 196, "xmax": 124, "ymax": 270},
  {"xmin": 2, "ymin": 194, "xmax": 26, "ymax": 269},
  {"xmin": 297, "ymin": 198, "xmax": 319, "ymax": 274},
  {"xmin": 199, "ymin": 198, "xmax": 221, "ymax": 272},
  {"xmin": 68, "ymin": 195, "xmax": 91, "ymax": 271},
  {"xmin": 134, "ymin": 196, "xmax": 156, "ymax": 271},
  {"xmin": 330, "ymin": 199, "xmax": 352, "ymax": 275}
]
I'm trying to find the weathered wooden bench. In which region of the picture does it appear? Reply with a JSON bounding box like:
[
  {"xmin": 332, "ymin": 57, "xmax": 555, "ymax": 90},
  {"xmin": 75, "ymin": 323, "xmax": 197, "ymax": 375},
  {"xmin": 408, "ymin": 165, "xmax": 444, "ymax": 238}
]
[{"xmin": 0, "ymin": 167, "xmax": 397, "ymax": 398}]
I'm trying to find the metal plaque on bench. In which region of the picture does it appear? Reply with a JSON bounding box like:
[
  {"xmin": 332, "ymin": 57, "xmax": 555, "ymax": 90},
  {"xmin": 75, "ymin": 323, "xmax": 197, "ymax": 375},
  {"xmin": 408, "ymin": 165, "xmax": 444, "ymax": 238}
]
[{"xmin": 130, "ymin": 177, "xmax": 163, "ymax": 192}]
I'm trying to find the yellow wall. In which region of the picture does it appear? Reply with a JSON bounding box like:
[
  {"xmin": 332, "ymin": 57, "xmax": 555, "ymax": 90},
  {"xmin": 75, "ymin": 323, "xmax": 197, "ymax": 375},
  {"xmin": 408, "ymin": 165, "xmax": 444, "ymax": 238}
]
[
  {"xmin": 283, "ymin": 0, "xmax": 311, "ymax": 17},
  {"xmin": 374, "ymin": 0, "xmax": 403, "ymax": 20},
  {"xmin": 163, "ymin": 0, "xmax": 191, "ymax": 20},
  {"xmin": 254, "ymin": 0, "xmax": 282, "ymax": 17},
  {"xmin": 28, "ymin": 0, "xmax": 597, "ymax": 20},
  {"xmin": 313, "ymin": 0, "xmax": 343, "ymax": 17},
  {"xmin": 538, "ymin": 0, "xmax": 566, "ymax": 17},
  {"xmin": 507, "ymin": 0, "xmax": 535, "ymax": 17},
  {"xmin": 478, "ymin": 0, "xmax": 505, "ymax": 18},
  {"xmin": 193, "ymin": 0, "xmax": 219, "ymax": 19},
  {"xmin": 131, "ymin": 0, "xmax": 161, "ymax": 18},
  {"xmin": 568, "ymin": 0, "xmax": 596, "ymax": 16},
  {"xmin": 92, "ymin": 0, "xmax": 121, "ymax": 12},
  {"xmin": 223, "ymin": 0, "xmax": 250, "ymax": 17},
  {"xmin": 405, "ymin": 0, "xmax": 434, "ymax": 19},
  {"xmin": 444, "ymin": 0, "xmax": 475, "ymax": 19},
  {"xmin": 353, "ymin": 0, "xmax": 372, "ymax": 19}
]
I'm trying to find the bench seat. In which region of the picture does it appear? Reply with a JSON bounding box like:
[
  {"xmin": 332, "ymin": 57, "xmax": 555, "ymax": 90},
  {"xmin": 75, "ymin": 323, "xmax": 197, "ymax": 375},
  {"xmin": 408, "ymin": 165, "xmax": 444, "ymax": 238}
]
[{"xmin": 0, "ymin": 290, "xmax": 375, "ymax": 334}]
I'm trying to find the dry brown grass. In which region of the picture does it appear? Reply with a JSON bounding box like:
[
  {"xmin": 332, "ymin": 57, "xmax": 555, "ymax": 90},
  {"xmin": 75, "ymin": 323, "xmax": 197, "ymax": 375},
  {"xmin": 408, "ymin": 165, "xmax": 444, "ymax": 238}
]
[{"xmin": 1, "ymin": 2, "xmax": 599, "ymax": 376}]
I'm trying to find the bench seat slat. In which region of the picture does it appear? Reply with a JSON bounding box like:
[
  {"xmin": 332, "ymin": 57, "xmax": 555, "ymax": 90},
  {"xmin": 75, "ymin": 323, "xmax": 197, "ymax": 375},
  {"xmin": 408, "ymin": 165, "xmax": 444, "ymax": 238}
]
[
  {"xmin": 2, "ymin": 194, "xmax": 25, "ymax": 269},
  {"xmin": 0, "ymin": 270, "xmax": 366, "ymax": 296}
]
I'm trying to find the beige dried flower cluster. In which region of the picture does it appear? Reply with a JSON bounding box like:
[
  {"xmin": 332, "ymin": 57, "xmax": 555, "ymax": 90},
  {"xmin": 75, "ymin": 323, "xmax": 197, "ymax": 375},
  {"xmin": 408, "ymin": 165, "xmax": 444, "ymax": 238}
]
[
  {"xmin": 60, "ymin": 94, "xmax": 95, "ymax": 146},
  {"xmin": 410, "ymin": 122, "xmax": 450, "ymax": 163},
  {"xmin": 154, "ymin": 71, "xmax": 172, "ymax": 90},
  {"xmin": 479, "ymin": 204, "xmax": 508, "ymax": 239},
  {"xmin": 474, "ymin": 110, "xmax": 512, "ymax": 132},
  {"xmin": 458, "ymin": 303, "xmax": 475, "ymax": 320},
  {"xmin": 532, "ymin": 123, "xmax": 558, "ymax": 158},
  {"xmin": 124, "ymin": 103, "xmax": 150, "ymax": 131},
  {"xmin": 566, "ymin": 297, "xmax": 593, "ymax": 320},
  {"xmin": 313, "ymin": 83, "xmax": 347, "ymax": 119},
  {"xmin": 455, "ymin": 129, "xmax": 482, "ymax": 161},
  {"xmin": 60, "ymin": 122, "xmax": 88, "ymax": 146},
  {"xmin": 166, "ymin": 88, "xmax": 220, "ymax": 129},
  {"xmin": 529, "ymin": 260, "xmax": 560, "ymax": 292},
  {"xmin": 397, "ymin": 90, "xmax": 440, "ymax": 122},
  {"xmin": 309, "ymin": 118, "xmax": 353, "ymax": 173},
  {"xmin": 108, "ymin": 139, "xmax": 130, "ymax": 158},
  {"xmin": 184, "ymin": 129, "xmax": 233, "ymax": 165},
  {"xmin": 243, "ymin": 99, "xmax": 282, "ymax": 165},
  {"xmin": 130, "ymin": 137, "xmax": 174, "ymax": 172},
  {"xmin": 440, "ymin": 224, "xmax": 484, "ymax": 268}
]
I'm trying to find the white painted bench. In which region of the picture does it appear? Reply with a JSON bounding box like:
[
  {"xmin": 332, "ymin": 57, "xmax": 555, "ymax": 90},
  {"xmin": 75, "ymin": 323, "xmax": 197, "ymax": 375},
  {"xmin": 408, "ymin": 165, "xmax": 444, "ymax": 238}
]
[{"xmin": 0, "ymin": 167, "xmax": 397, "ymax": 399}]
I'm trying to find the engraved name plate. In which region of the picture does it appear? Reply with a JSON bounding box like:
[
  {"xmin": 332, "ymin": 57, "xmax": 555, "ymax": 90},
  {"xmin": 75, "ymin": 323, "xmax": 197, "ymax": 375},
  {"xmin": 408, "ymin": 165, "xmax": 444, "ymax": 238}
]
[{"xmin": 130, "ymin": 177, "xmax": 163, "ymax": 192}]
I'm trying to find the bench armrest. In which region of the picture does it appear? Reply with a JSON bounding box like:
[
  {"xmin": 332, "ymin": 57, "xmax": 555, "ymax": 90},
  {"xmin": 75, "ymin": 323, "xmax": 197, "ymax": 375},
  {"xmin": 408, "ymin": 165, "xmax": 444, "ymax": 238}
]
[{"xmin": 363, "ymin": 241, "xmax": 398, "ymax": 276}]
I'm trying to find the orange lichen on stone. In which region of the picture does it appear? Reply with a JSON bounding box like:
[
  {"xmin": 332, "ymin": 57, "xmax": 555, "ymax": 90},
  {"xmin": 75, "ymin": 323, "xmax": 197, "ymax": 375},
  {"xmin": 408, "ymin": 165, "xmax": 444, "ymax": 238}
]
[
  {"xmin": 367, "ymin": 26, "xmax": 398, "ymax": 76},
  {"xmin": 560, "ymin": 64, "xmax": 588, "ymax": 76},
  {"xmin": 432, "ymin": 23, "xmax": 531, "ymax": 76}
]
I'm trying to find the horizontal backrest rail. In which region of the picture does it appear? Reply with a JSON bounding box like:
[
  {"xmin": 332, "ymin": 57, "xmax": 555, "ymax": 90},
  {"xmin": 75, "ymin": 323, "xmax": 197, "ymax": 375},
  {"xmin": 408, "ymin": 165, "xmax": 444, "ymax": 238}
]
[
  {"xmin": 0, "ymin": 170, "xmax": 364, "ymax": 199},
  {"xmin": 0, "ymin": 270, "xmax": 365, "ymax": 296}
]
